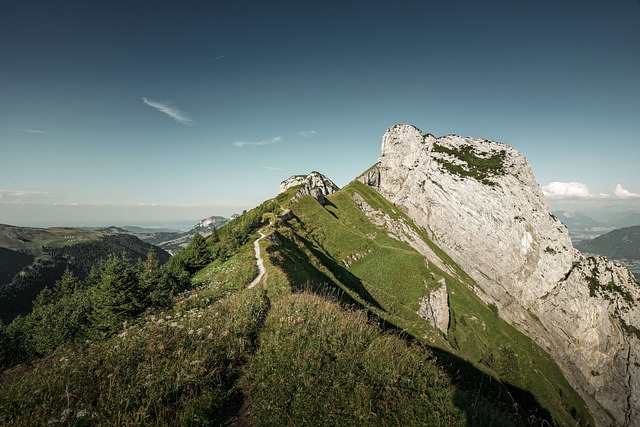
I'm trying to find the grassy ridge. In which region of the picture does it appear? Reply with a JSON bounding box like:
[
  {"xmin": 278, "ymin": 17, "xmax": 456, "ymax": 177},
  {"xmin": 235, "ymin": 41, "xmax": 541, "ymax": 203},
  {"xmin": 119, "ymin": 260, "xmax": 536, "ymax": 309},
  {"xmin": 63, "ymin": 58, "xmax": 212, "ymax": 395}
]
[
  {"xmin": 241, "ymin": 292, "xmax": 468, "ymax": 426},
  {"xmin": 0, "ymin": 225, "xmax": 104, "ymax": 254},
  {"xmin": 267, "ymin": 180, "xmax": 592, "ymax": 426}
]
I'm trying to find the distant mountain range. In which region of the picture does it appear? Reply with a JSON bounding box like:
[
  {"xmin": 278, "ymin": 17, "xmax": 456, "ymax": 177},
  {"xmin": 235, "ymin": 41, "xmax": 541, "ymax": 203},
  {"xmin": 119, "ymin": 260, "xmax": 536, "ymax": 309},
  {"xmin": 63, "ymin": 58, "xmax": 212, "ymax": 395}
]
[
  {"xmin": 553, "ymin": 211, "xmax": 614, "ymax": 242},
  {"xmin": 575, "ymin": 225, "xmax": 640, "ymax": 281},
  {"xmin": 553, "ymin": 210, "xmax": 640, "ymax": 243},
  {"xmin": 91, "ymin": 215, "xmax": 229, "ymax": 254}
]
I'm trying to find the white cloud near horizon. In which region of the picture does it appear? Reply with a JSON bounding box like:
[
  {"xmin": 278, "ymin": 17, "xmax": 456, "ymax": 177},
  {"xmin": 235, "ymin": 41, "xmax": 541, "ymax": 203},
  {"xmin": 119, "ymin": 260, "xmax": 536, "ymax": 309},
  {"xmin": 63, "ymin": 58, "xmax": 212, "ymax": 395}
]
[
  {"xmin": 142, "ymin": 97, "xmax": 193, "ymax": 125},
  {"xmin": 233, "ymin": 136, "xmax": 282, "ymax": 148},
  {"xmin": 0, "ymin": 189, "xmax": 50, "ymax": 204},
  {"xmin": 542, "ymin": 182, "xmax": 601, "ymax": 199},
  {"xmin": 614, "ymin": 184, "xmax": 640, "ymax": 198},
  {"xmin": 543, "ymin": 182, "xmax": 640, "ymax": 200},
  {"xmin": 298, "ymin": 130, "xmax": 318, "ymax": 138}
]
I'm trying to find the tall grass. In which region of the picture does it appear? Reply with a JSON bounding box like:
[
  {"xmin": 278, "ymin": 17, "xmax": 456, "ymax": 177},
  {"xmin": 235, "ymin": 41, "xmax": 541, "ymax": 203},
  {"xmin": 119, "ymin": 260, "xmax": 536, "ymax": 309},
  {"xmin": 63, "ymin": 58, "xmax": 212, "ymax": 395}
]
[
  {"xmin": 0, "ymin": 285, "xmax": 268, "ymax": 426},
  {"xmin": 242, "ymin": 292, "xmax": 469, "ymax": 426}
]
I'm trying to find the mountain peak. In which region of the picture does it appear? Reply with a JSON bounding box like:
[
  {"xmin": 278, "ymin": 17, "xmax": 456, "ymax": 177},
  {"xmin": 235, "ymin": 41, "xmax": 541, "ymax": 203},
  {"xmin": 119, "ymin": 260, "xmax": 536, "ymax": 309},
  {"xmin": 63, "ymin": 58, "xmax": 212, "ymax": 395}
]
[
  {"xmin": 364, "ymin": 124, "xmax": 640, "ymax": 426},
  {"xmin": 278, "ymin": 171, "xmax": 339, "ymax": 204}
]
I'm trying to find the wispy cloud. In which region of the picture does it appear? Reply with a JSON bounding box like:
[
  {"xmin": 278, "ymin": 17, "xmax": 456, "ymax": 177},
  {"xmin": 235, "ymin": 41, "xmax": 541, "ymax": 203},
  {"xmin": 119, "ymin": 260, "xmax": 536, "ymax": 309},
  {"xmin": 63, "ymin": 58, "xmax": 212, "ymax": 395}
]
[
  {"xmin": 233, "ymin": 136, "xmax": 282, "ymax": 148},
  {"xmin": 614, "ymin": 184, "xmax": 640, "ymax": 198},
  {"xmin": 542, "ymin": 182, "xmax": 600, "ymax": 199},
  {"xmin": 298, "ymin": 130, "xmax": 318, "ymax": 138},
  {"xmin": 4, "ymin": 127, "xmax": 51, "ymax": 135},
  {"xmin": 260, "ymin": 165, "xmax": 284, "ymax": 172},
  {"xmin": 207, "ymin": 55, "xmax": 225, "ymax": 63},
  {"xmin": 142, "ymin": 97, "xmax": 193, "ymax": 125}
]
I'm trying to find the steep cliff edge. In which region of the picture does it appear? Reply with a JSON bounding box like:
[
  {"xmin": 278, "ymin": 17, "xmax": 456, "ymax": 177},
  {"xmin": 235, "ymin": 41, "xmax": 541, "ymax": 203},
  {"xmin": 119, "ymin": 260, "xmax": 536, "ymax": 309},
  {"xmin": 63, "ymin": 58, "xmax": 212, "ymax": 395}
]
[{"xmin": 361, "ymin": 124, "xmax": 640, "ymax": 426}]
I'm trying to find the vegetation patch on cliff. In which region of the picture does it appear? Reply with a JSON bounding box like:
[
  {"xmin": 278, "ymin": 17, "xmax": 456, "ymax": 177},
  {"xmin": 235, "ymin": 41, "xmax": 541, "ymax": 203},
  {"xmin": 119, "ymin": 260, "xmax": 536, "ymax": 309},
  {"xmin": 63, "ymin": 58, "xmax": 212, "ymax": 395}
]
[{"xmin": 432, "ymin": 143, "xmax": 507, "ymax": 186}]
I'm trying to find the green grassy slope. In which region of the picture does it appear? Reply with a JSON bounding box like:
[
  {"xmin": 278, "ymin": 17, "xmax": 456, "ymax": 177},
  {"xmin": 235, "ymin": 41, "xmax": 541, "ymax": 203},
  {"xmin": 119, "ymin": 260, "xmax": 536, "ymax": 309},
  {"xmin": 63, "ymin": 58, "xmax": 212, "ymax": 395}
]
[{"xmin": 264, "ymin": 180, "xmax": 592, "ymax": 427}]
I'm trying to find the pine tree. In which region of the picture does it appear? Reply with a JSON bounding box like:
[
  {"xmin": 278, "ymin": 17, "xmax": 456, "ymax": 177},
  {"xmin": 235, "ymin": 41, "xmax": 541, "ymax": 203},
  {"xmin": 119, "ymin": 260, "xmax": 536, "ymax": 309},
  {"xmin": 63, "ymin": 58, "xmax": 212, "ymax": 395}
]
[
  {"xmin": 140, "ymin": 250, "xmax": 175, "ymax": 308},
  {"xmin": 90, "ymin": 254, "xmax": 145, "ymax": 336},
  {"xmin": 182, "ymin": 232, "xmax": 211, "ymax": 273},
  {"xmin": 139, "ymin": 250, "xmax": 161, "ymax": 292},
  {"xmin": 55, "ymin": 268, "xmax": 81, "ymax": 296}
]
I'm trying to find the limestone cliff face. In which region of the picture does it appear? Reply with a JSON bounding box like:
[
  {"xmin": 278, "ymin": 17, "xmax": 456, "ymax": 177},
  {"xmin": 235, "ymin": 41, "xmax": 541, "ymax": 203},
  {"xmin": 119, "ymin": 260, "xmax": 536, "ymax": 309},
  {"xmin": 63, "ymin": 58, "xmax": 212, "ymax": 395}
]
[
  {"xmin": 362, "ymin": 124, "xmax": 640, "ymax": 426},
  {"xmin": 278, "ymin": 171, "xmax": 339, "ymax": 205}
]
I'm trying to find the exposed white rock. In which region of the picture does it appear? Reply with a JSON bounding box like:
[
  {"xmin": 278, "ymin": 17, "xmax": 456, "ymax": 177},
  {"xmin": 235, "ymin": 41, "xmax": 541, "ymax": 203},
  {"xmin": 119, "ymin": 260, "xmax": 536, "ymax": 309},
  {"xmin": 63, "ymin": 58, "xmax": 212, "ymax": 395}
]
[
  {"xmin": 363, "ymin": 123, "xmax": 640, "ymax": 426},
  {"xmin": 278, "ymin": 175, "xmax": 308, "ymax": 194},
  {"xmin": 279, "ymin": 171, "xmax": 339, "ymax": 204},
  {"xmin": 417, "ymin": 279, "xmax": 450, "ymax": 334},
  {"xmin": 195, "ymin": 215, "xmax": 227, "ymax": 230}
]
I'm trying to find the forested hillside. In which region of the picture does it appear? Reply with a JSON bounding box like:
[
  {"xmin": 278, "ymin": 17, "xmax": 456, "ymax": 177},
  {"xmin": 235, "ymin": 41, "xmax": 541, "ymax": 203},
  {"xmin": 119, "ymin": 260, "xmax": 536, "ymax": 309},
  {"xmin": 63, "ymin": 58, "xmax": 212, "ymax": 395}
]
[{"xmin": 0, "ymin": 228, "xmax": 170, "ymax": 322}]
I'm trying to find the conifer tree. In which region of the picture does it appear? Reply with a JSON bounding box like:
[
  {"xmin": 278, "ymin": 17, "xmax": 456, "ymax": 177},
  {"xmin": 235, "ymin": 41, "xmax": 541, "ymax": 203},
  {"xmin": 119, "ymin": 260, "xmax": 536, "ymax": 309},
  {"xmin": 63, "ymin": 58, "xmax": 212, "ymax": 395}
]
[
  {"xmin": 140, "ymin": 250, "xmax": 174, "ymax": 308},
  {"xmin": 182, "ymin": 232, "xmax": 211, "ymax": 273},
  {"xmin": 55, "ymin": 267, "xmax": 81, "ymax": 296},
  {"xmin": 90, "ymin": 254, "xmax": 145, "ymax": 336}
]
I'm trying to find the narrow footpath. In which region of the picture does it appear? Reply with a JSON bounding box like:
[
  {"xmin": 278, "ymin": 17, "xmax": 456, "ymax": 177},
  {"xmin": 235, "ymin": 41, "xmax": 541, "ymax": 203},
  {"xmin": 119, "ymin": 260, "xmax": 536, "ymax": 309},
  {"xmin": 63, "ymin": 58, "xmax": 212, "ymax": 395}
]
[{"xmin": 248, "ymin": 230, "xmax": 267, "ymax": 288}]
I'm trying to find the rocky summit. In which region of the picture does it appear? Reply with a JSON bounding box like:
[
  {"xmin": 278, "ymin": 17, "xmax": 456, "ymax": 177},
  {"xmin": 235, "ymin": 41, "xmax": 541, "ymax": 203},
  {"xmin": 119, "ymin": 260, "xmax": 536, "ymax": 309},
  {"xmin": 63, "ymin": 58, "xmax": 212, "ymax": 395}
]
[
  {"xmin": 278, "ymin": 171, "xmax": 339, "ymax": 205},
  {"xmin": 361, "ymin": 124, "xmax": 640, "ymax": 426}
]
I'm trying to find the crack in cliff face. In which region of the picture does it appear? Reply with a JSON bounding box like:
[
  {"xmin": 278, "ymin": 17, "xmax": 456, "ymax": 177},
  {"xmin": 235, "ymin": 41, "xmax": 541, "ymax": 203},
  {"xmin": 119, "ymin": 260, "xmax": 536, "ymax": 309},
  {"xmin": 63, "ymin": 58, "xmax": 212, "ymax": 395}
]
[{"xmin": 562, "ymin": 261, "xmax": 578, "ymax": 282}]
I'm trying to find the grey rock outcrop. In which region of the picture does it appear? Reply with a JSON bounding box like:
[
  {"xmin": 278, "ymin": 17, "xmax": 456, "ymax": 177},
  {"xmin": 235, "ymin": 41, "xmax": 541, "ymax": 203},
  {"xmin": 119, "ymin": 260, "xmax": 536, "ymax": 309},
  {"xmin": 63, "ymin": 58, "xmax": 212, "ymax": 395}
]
[
  {"xmin": 417, "ymin": 278, "xmax": 450, "ymax": 334},
  {"xmin": 362, "ymin": 124, "xmax": 640, "ymax": 426},
  {"xmin": 279, "ymin": 171, "xmax": 339, "ymax": 204}
]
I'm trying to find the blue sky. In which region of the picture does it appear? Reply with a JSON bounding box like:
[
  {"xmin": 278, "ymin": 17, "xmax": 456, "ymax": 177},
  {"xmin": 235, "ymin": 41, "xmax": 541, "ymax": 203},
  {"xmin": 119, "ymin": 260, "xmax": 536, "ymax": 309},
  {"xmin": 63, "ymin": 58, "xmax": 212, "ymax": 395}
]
[{"xmin": 1, "ymin": 0, "xmax": 639, "ymax": 227}]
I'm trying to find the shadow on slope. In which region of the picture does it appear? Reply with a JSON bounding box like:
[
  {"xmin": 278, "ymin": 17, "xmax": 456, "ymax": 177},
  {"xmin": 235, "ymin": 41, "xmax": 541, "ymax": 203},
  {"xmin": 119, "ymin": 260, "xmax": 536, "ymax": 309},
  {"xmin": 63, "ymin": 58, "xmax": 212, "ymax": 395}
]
[
  {"xmin": 263, "ymin": 182, "xmax": 592, "ymax": 426},
  {"xmin": 265, "ymin": 223, "xmax": 555, "ymax": 425},
  {"xmin": 266, "ymin": 225, "xmax": 382, "ymax": 310},
  {"xmin": 0, "ymin": 248, "xmax": 34, "ymax": 291}
]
